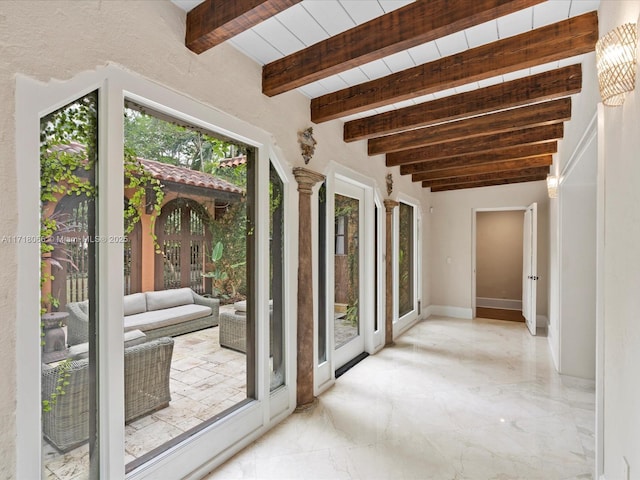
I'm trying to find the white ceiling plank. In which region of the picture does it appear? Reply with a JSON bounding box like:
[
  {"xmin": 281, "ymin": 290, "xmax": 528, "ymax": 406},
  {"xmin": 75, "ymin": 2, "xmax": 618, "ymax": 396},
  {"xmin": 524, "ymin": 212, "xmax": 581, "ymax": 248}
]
[
  {"xmin": 569, "ymin": 0, "xmax": 600, "ymax": 16},
  {"xmin": 229, "ymin": 30, "xmax": 283, "ymax": 65},
  {"xmin": 558, "ymin": 53, "xmax": 591, "ymax": 68},
  {"xmin": 339, "ymin": 0, "xmax": 385, "ymax": 24},
  {"xmin": 276, "ymin": 4, "xmax": 330, "ymax": 46},
  {"xmin": 529, "ymin": 60, "xmax": 561, "ymax": 75},
  {"xmin": 382, "ymin": 51, "xmax": 416, "ymax": 72},
  {"xmin": 358, "ymin": 59, "xmax": 393, "ymax": 80},
  {"xmin": 252, "ymin": 18, "xmax": 306, "ymax": 55},
  {"xmin": 338, "ymin": 67, "xmax": 371, "ymax": 86},
  {"xmin": 465, "ymin": 20, "xmax": 499, "ymax": 48},
  {"xmin": 533, "ymin": 1, "xmax": 571, "ymax": 28},
  {"xmin": 407, "ymin": 41, "xmax": 440, "ymax": 65},
  {"xmin": 378, "ymin": 0, "xmax": 415, "ymax": 13},
  {"xmin": 431, "ymin": 87, "xmax": 458, "ymax": 100},
  {"xmin": 317, "ymin": 74, "xmax": 350, "ymax": 93},
  {"xmin": 497, "ymin": 7, "xmax": 534, "ymax": 39},
  {"xmin": 297, "ymin": 82, "xmax": 330, "ymax": 98},
  {"xmin": 502, "ymin": 66, "xmax": 533, "ymax": 82},
  {"xmin": 301, "ymin": 0, "xmax": 355, "ymax": 36},
  {"xmin": 374, "ymin": 104, "xmax": 396, "ymax": 114},
  {"xmin": 392, "ymin": 99, "xmax": 418, "ymax": 109},
  {"xmin": 477, "ymin": 76, "xmax": 504, "ymax": 88},
  {"xmin": 454, "ymin": 82, "xmax": 480, "ymax": 94},
  {"xmin": 435, "ymin": 31, "xmax": 469, "ymax": 57}
]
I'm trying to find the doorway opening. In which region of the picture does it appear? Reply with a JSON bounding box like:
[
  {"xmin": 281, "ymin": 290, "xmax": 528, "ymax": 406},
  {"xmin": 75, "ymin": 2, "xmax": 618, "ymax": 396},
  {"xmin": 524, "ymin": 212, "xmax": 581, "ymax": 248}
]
[
  {"xmin": 473, "ymin": 203, "xmax": 538, "ymax": 336},
  {"xmin": 475, "ymin": 210, "xmax": 526, "ymax": 322}
]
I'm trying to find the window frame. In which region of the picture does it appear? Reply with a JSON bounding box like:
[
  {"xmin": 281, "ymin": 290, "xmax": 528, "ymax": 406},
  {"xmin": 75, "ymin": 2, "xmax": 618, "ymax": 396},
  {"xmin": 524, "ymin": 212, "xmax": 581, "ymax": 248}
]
[
  {"xmin": 16, "ymin": 65, "xmax": 294, "ymax": 480},
  {"xmin": 393, "ymin": 194, "xmax": 422, "ymax": 336}
]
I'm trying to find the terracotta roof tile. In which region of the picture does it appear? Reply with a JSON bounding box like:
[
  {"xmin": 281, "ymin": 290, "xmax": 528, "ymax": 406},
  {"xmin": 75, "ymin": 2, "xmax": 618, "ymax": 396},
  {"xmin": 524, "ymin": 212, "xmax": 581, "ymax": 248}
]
[
  {"xmin": 140, "ymin": 158, "xmax": 244, "ymax": 195},
  {"xmin": 50, "ymin": 143, "xmax": 244, "ymax": 195},
  {"xmin": 218, "ymin": 155, "xmax": 247, "ymax": 168}
]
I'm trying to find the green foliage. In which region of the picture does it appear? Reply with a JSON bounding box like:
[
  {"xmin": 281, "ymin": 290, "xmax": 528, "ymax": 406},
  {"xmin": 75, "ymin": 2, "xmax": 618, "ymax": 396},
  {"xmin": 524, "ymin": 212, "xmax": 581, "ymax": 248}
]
[
  {"xmin": 209, "ymin": 201, "xmax": 247, "ymax": 302},
  {"xmin": 123, "ymin": 145, "xmax": 165, "ymax": 251},
  {"xmin": 344, "ymin": 299, "xmax": 359, "ymax": 327},
  {"xmin": 124, "ymin": 108, "xmax": 242, "ymax": 173},
  {"xmin": 42, "ymin": 358, "xmax": 72, "ymax": 413}
]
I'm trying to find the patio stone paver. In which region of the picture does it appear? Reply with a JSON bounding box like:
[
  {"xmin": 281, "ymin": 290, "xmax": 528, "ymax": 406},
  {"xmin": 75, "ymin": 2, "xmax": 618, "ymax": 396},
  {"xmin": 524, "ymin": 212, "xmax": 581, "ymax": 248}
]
[{"xmin": 43, "ymin": 325, "xmax": 246, "ymax": 480}]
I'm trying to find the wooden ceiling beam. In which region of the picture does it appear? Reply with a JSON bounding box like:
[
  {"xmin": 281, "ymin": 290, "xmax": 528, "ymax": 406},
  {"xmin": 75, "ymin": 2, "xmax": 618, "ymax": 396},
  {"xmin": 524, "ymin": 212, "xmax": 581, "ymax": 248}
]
[
  {"xmin": 386, "ymin": 123, "xmax": 564, "ymax": 167},
  {"xmin": 400, "ymin": 143, "xmax": 557, "ymax": 175},
  {"xmin": 430, "ymin": 173, "xmax": 548, "ymax": 192},
  {"xmin": 345, "ymin": 65, "xmax": 582, "ymax": 142},
  {"xmin": 262, "ymin": 0, "xmax": 545, "ymax": 96},
  {"xmin": 412, "ymin": 156, "xmax": 552, "ymax": 182},
  {"xmin": 422, "ymin": 166, "xmax": 550, "ymax": 188},
  {"xmin": 186, "ymin": 0, "xmax": 301, "ymax": 54},
  {"xmin": 369, "ymin": 98, "xmax": 571, "ymax": 155},
  {"xmin": 312, "ymin": 11, "xmax": 598, "ymax": 123}
]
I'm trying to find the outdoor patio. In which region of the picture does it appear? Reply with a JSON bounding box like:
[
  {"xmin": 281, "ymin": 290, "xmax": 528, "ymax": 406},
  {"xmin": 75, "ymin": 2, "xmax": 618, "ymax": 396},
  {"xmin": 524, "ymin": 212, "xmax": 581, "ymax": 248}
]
[{"xmin": 43, "ymin": 313, "xmax": 247, "ymax": 480}]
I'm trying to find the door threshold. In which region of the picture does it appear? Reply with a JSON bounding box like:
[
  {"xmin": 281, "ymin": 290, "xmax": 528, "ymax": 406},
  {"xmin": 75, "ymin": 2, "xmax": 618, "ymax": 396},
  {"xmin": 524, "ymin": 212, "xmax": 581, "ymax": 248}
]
[{"xmin": 335, "ymin": 352, "xmax": 369, "ymax": 379}]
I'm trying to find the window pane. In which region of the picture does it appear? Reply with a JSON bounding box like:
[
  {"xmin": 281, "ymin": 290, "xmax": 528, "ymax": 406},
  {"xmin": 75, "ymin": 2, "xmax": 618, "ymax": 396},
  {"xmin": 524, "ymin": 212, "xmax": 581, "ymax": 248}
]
[
  {"xmin": 334, "ymin": 194, "xmax": 359, "ymax": 348},
  {"xmin": 317, "ymin": 182, "xmax": 327, "ymax": 364},
  {"xmin": 398, "ymin": 202, "xmax": 414, "ymax": 317},
  {"xmin": 269, "ymin": 163, "xmax": 285, "ymax": 391},
  {"xmin": 41, "ymin": 91, "xmax": 98, "ymax": 479},
  {"xmin": 122, "ymin": 107, "xmax": 253, "ymax": 471}
]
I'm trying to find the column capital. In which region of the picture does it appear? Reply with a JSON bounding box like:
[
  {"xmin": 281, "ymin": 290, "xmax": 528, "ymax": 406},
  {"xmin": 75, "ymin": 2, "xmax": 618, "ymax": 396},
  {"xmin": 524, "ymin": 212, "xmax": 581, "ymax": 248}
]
[
  {"xmin": 383, "ymin": 199, "xmax": 399, "ymax": 212},
  {"xmin": 293, "ymin": 167, "xmax": 325, "ymax": 195}
]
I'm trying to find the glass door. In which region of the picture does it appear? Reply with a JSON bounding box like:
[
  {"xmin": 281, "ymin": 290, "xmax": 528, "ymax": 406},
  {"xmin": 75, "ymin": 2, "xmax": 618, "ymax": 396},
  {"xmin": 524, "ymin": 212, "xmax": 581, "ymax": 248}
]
[{"xmin": 333, "ymin": 180, "xmax": 365, "ymax": 370}]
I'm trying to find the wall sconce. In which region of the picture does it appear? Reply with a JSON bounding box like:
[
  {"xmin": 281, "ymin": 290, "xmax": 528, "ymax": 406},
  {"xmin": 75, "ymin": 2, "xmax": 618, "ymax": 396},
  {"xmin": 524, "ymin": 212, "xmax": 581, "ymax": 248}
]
[
  {"xmin": 547, "ymin": 174, "xmax": 559, "ymax": 199},
  {"xmin": 596, "ymin": 23, "xmax": 638, "ymax": 106}
]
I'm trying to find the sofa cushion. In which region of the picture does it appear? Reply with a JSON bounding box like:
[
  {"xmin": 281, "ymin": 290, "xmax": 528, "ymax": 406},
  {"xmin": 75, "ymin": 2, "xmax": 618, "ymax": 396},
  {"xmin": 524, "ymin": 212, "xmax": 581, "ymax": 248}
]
[
  {"xmin": 124, "ymin": 293, "xmax": 147, "ymax": 316},
  {"xmin": 145, "ymin": 288, "xmax": 194, "ymax": 311},
  {"xmin": 68, "ymin": 329, "xmax": 147, "ymax": 360},
  {"xmin": 234, "ymin": 299, "xmax": 272, "ymax": 313},
  {"xmin": 124, "ymin": 304, "xmax": 211, "ymax": 332}
]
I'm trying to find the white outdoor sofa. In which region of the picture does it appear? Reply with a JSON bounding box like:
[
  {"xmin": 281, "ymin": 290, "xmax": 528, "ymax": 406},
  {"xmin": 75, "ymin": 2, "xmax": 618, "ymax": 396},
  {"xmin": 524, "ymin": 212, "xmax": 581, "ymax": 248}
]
[{"xmin": 66, "ymin": 287, "xmax": 220, "ymax": 345}]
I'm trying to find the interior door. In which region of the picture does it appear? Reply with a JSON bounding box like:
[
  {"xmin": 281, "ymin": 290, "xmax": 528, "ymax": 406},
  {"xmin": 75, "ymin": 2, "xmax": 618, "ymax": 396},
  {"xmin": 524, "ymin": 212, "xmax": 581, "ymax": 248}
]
[
  {"xmin": 522, "ymin": 202, "xmax": 538, "ymax": 335},
  {"xmin": 333, "ymin": 180, "xmax": 365, "ymax": 370}
]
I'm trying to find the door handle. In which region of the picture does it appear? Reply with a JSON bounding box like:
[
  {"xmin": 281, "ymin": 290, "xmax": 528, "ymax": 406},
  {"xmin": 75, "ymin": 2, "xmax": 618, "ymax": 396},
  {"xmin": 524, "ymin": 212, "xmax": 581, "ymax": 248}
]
[{"xmin": 527, "ymin": 275, "xmax": 539, "ymax": 280}]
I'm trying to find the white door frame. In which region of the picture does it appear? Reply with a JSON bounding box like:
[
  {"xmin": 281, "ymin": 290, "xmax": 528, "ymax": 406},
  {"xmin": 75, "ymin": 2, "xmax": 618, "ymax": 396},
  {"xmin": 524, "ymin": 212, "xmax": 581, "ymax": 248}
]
[
  {"xmin": 471, "ymin": 207, "xmax": 528, "ymax": 320},
  {"xmin": 315, "ymin": 164, "xmax": 379, "ymax": 387}
]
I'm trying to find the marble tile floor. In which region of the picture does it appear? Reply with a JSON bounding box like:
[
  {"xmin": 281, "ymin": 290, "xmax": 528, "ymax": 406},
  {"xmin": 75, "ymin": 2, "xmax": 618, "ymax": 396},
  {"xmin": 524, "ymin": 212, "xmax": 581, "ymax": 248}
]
[
  {"xmin": 205, "ymin": 316, "xmax": 595, "ymax": 480},
  {"xmin": 43, "ymin": 324, "xmax": 247, "ymax": 480}
]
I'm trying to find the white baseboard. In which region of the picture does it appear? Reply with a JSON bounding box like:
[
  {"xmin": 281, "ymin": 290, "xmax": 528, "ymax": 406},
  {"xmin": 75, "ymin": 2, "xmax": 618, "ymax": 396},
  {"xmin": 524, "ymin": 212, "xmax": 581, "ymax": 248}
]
[
  {"xmin": 422, "ymin": 304, "xmax": 433, "ymax": 319},
  {"xmin": 428, "ymin": 305, "xmax": 473, "ymax": 319},
  {"xmin": 476, "ymin": 297, "xmax": 522, "ymax": 310}
]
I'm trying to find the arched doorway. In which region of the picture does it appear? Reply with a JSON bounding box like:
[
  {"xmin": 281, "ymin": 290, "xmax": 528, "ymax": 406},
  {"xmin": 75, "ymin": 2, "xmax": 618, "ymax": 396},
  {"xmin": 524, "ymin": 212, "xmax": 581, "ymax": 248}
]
[{"xmin": 154, "ymin": 198, "xmax": 212, "ymax": 294}]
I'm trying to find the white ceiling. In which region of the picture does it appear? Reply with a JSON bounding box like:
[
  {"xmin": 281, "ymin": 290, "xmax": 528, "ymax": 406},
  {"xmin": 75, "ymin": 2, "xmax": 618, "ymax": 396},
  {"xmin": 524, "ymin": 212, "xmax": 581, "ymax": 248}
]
[{"xmin": 172, "ymin": 0, "xmax": 600, "ymax": 122}]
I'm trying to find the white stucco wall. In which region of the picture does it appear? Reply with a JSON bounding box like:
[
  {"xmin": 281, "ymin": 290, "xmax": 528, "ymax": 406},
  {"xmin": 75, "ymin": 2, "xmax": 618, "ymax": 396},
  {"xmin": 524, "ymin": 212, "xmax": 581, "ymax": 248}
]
[
  {"xmin": 598, "ymin": 2, "xmax": 640, "ymax": 479},
  {"xmin": 0, "ymin": 1, "xmax": 429, "ymax": 477}
]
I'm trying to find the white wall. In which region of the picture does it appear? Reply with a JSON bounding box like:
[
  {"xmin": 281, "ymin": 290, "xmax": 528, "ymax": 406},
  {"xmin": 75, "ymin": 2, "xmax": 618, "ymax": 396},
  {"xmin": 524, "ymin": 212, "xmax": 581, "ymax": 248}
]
[
  {"xmin": 0, "ymin": 2, "xmax": 430, "ymax": 477},
  {"xmin": 559, "ymin": 152, "xmax": 597, "ymax": 380},
  {"xmin": 476, "ymin": 210, "xmax": 524, "ymax": 304},
  {"xmin": 547, "ymin": 50, "xmax": 599, "ymax": 379},
  {"xmin": 429, "ymin": 182, "xmax": 549, "ymax": 318},
  {"xmin": 598, "ymin": 2, "xmax": 640, "ymax": 479}
]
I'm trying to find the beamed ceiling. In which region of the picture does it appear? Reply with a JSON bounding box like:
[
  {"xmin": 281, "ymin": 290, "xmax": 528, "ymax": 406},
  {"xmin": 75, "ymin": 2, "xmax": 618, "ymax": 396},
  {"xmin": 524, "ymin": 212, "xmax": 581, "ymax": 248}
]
[{"xmin": 174, "ymin": 0, "xmax": 600, "ymax": 192}]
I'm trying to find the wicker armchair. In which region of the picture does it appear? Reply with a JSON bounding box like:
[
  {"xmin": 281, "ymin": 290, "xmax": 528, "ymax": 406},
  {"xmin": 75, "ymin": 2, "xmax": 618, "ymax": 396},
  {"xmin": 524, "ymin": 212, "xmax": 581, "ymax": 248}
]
[{"xmin": 42, "ymin": 337, "xmax": 174, "ymax": 452}]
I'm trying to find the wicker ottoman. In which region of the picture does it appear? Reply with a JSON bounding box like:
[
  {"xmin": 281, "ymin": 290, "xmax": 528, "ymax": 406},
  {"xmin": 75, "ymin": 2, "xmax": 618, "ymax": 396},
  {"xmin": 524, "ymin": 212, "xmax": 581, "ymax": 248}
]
[{"xmin": 219, "ymin": 310, "xmax": 247, "ymax": 353}]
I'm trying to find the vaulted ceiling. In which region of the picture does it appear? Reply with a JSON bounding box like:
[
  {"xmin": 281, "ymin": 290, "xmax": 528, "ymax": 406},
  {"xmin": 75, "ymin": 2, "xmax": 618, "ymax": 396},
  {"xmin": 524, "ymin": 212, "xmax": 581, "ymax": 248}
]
[{"xmin": 173, "ymin": 0, "xmax": 600, "ymax": 192}]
